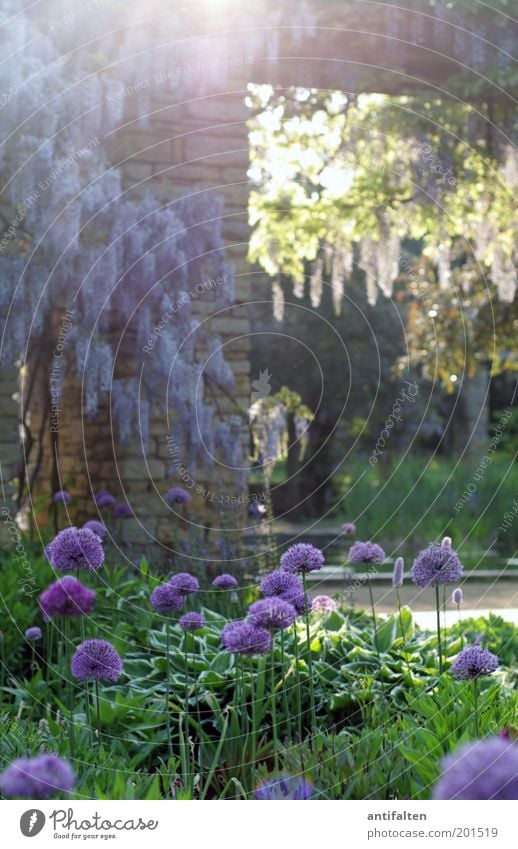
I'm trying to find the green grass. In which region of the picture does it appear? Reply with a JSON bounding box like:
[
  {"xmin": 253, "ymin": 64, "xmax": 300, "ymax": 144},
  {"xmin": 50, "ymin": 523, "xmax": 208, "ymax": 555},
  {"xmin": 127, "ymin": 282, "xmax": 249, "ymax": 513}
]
[{"xmin": 327, "ymin": 454, "xmax": 518, "ymax": 552}]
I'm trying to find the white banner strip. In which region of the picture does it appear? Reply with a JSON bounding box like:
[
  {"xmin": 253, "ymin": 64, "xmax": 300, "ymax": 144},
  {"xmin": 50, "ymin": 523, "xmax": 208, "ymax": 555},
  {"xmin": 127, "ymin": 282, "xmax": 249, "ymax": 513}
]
[{"xmin": 2, "ymin": 800, "xmax": 515, "ymax": 848}]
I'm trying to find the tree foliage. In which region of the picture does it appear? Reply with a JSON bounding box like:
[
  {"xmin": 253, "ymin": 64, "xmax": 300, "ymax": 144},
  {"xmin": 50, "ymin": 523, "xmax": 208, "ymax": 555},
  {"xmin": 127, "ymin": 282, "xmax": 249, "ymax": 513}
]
[{"xmin": 247, "ymin": 85, "xmax": 517, "ymax": 384}]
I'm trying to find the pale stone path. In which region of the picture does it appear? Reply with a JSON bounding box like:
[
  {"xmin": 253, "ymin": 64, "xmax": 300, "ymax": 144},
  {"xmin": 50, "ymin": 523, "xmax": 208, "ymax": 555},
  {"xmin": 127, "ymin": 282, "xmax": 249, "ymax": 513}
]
[{"xmin": 309, "ymin": 578, "xmax": 518, "ymax": 620}]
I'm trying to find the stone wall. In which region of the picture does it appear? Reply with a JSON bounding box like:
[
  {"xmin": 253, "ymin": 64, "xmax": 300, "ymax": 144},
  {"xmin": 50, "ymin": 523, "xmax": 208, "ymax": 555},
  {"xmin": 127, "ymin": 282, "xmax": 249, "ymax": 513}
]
[
  {"xmin": 0, "ymin": 366, "xmax": 20, "ymax": 543},
  {"xmin": 19, "ymin": 72, "xmax": 254, "ymax": 546}
]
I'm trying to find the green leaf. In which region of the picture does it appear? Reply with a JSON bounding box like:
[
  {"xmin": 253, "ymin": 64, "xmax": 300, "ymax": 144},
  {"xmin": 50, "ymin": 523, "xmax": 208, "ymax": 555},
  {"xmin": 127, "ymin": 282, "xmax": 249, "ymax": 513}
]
[
  {"xmin": 396, "ymin": 606, "xmax": 415, "ymax": 639},
  {"xmin": 375, "ymin": 616, "xmax": 397, "ymax": 653}
]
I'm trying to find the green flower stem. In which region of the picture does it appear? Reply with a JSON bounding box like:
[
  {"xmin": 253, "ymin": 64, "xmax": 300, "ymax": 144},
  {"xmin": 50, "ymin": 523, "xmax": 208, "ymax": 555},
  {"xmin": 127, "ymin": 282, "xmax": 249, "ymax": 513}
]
[
  {"xmin": 95, "ymin": 679, "xmax": 101, "ymax": 748},
  {"xmin": 396, "ymin": 588, "xmax": 405, "ymax": 641},
  {"xmin": 292, "ymin": 623, "xmax": 303, "ymax": 743},
  {"xmin": 57, "ymin": 620, "xmax": 63, "ymax": 677},
  {"xmin": 64, "ymin": 618, "xmax": 75, "ymax": 757},
  {"xmin": 250, "ymin": 660, "xmax": 257, "ymax": 772},
  {"xmin": 78, "ymin": 614, "xmax": 91, "ymax": 733},
  {"xmin": 192, "ymin": 635, "xmax": 201, "ymax": 726},
  {"xmin": 183, "ymin": 638, "xmax": 190, "ymax": 787},
  {"xmin": 280, "ymin": 629, "xmax": 289, "ymax": 738},
  {"xmin": 270, "ymin": 644, "xmax": 279, "ymax": 771},
  {"xmin": 184, "ymin": 638, "xmax": 189, "ymax": 719},
  {"xmin": 473, "ymin": 677, "xmax": 480, "ymax": 737},
  {"xmin": 435, "ymin": 583, "xmax": 443, "ymax": 674},
  {"xmin": 302, "ymin": 573, "xmax": 316, "ymax": 730},
  {"xmin": 165, "ymin": 620, "xmax": 172, "ymax": 758},
  {"xmin": 368, "ymin": 578, "xmax": 380, "ymax": 663},
  {"xmin": 0, "ymin": 637, "xmax": 4, "ymax": 706},
  {"xmin": 443, "ymin": 584, "xmax": 447, "ymax": 646},
  {"xmin": 236, "ymin": 655, "xmax": 246, "ymax": 738},
  {"xmin": 178, "ymin": 713, "xmax": 190, "ymax": 796},
  {"xmin": 46, "ymin": 621, "xmax": 53, "ymax": 683}
]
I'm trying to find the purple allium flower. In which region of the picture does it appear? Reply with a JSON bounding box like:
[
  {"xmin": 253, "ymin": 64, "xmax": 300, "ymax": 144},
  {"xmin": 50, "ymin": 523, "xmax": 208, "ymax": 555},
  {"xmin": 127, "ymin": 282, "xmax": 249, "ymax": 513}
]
[
  {"xmin": 260, "ymin": 569, "xmax": 303, "ymax": 599},
  {"xmin": 392, "ymin": 556, "xmax": 404, "ymax": 588},
  {"xmin": 150, "ymin": 584, "xmax": 184, "ymax": 614},
  {"xmin": 255, "ymin": 773, "xmax": 314, "ymax": 800},
  {"xmin": 453, "ymin": 587, "xmax": 463, "ymax": 606},
  {"xmin": 280, "ymin": 543, "xmax": 324, "ymax": 575},
  {"xmin": 71, "ymin": 639, "xmax": 123, "ymax": 683},
  {"xmin": 169, "ymin": 572, "xmax": 199, "ymax": 596},
  {"xmin": 221, "ymin": 621, "xmax": 272, "ymax": 655},
  {"xmin": 39, "ymin": 576, "xmax": 95, "ymax": 619},
  {"xmin": 53, "ymin": 490, "xmax": 71, "ymax": 504},
  {"xmin": 113, "ymin": 502, "xmax": 134, "ymax": 518},
  {"xmin": 94, "ymin": 490, "xmax": 117, "ymax": 508},
  {"xmin": 25, "ymin": 626, "xmax": 42, "ymax": 641},
  {"xmin": 295, "ymin": 592, "xmax": 313, "ymax": 614},
  {"xmin": 247, "ymin": 597, "xmax": 298, "ymax": 630},
  {"xmin": 312, "ymin": 595, "xmax": 337, "ymax": 612},
  {"xmin": 451, "ymin": 644, "xmax": 499, "ymax": 680},
  {"xmin": 349, "ymin": 541, "xmax": 385, "ymax": 565},
  {"xmin": 179, "ymin": 611, "xmax": 206, "ymax": 632},
  {"xmin": 46, "ymin": 527, "xmax": 104, "ymax": 573},
  {"xmin": 411, "ymin": 542, "xmax": 464, "ymax": 587},
  {"xmin": 212, "ymin": 573, "xmax": 238, "ymax": 590},
  {"xmin": 165, "ymin": 486, "xmax": 191, "ymax": 505},
  {"xmin": 0, "ymin": 754, "xmax": 75, "ymax": 799},
  {"xmin": 259, "ymin": 570, "xmax": 309, "ymax": 616},
  {"xmin": 433, "ymin": 738, "xmax": 518, "ymax": 800},
  {"xmin": 83, "ymin": 520, "xmax": 107, "ymax": 541},
  {"xmin": 340, "ymin": 522, "xmax": 356, "ymax": 535}
]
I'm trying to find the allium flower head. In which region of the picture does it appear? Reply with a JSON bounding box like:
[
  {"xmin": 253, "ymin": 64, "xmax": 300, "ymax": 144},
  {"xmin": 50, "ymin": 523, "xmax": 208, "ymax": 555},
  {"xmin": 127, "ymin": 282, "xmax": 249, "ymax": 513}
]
[
  {"xmin": 312, "ymin": 595, "xmax": 337, "ymax": 612},
  {"xmin": 293, "ymin": 593, "xmax": 313, "ymax": 614},
  {"xmin": 93, "ymin": 490, "xmax": 116, "ymax": 508},
  {"xmin": 260, "ymin": 569, "xmax": 303, "ymax": 598},
  {"xmin": 46, "ymin": 527, "xmax": 104, "ymax": 573},
  {"xmin": 53, "ymin": 490, "xmax": 71, "ymax": 504},
  {"xmin": 39, "ymin": 576, "xmax": 95, "ymax": 619},
  {"xmin": 451, "ymin": 644, "xmax": 499, "ymax": 680},
  {"xmin": 433, "ymin": 738, "xmax": 518, "ymax": 800},
  {"xmin": 25, "ymin": 626, "xmax": 42, "ymax": 641},
  {"xmin": 280, "ymin": 543, "xmax": 324, "ymax": 574},
  {"xmin": 212, "ymin": 573, "xmax": 238, "ymax": 590},
  {"xmin": 247, "ymin": 597, "xmax": 298, "ymax": 630},
  {"xmin": 83, "ymin": 520, "xmax": 107, "ymax": 540},
  {"xmin": 179, "ymin": 611, "xmax": 206, "ymax": 632},
  {"xmin": 169, "ymin": 572, "xmax": 199, "ymax": 595},
  {"xmin": 411, "ymin": 542, "xmax": 464, "ymax": 587},
  {"xmin": 113, "ymin": 502, "xmax": 133, "ymax": 518},
  {"xmin": 150, "ymin": 584, "xmax": 184, "ymax": 614},
  {"xmin": 392, "ymin": 556, "xmax": 404, "ymax": 588},
  {"xmin": 71, "ymin": 639, "xmax": 123, "ymax": 683},
  {"xmin": 256, "ymin": 773, "xmax": 314, "ymax": 800},
  {"xmin": 340, "ymin": 522, "xmax": 356, "ymax": 535},
  {"xmin": 0, "ymin": 754, "xmax": 75, "ymax": 799},
  {"xmin": 259, "ymin": 570, "xmax": 309, "ymax": 615},
  {"xmin": 349, "ymin": 541, "xmax": 385, "ymax": 565},
  {"xmin": 221, "ymin": 621, "xmax": 272, "ymax": 655},
  {"xmin": 165, "ymin": 486, "xmax": 191, "ymax": 505},
  {"xmin": 453, "ymin": 587, "xmax": 463, "ymax": 605}
]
